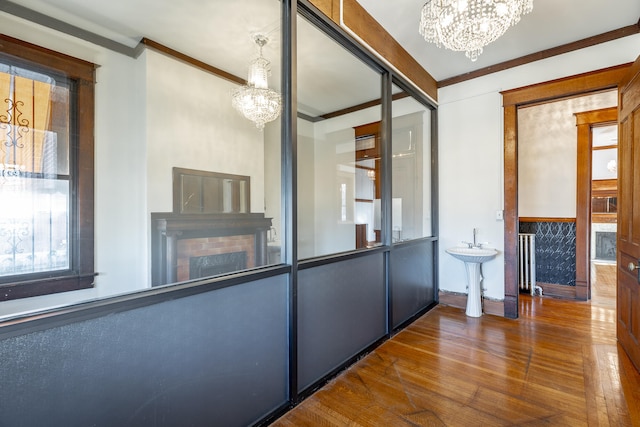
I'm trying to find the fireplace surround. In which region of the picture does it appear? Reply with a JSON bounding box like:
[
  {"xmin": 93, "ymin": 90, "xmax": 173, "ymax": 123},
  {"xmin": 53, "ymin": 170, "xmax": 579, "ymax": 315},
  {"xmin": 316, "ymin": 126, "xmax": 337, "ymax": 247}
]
[{"xmin": 151, "ymin": 212, "xmax": 272, "ymax": 286}]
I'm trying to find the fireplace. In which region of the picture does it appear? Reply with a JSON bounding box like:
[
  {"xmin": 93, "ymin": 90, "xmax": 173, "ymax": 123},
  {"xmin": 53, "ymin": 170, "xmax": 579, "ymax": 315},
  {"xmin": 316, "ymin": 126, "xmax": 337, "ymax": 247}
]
[
  {"xmin": 190, "ymin": 251, "xmax": 247, "ymax": 279},
  {"xmin": 151, "ymin": 212, "xmax": 272, "ymax": 286},
  {"xmin": 595, "ymin": 231, "xmax": 616, "ymax": 261}
]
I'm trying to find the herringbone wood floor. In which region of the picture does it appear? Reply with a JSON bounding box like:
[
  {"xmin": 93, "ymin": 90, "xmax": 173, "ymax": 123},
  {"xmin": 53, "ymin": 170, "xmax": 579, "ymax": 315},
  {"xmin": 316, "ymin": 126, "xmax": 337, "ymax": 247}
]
[{"xmin": 273, "ymin": 263, "xmax": 640, "ymax": 426}]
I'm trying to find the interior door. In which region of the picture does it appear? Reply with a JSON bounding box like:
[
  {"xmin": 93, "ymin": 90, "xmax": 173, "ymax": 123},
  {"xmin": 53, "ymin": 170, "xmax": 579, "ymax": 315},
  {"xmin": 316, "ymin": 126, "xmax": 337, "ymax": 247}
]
[{"xmin": 617, "ymin": 54, "xmax": 640, "ymax": 371}]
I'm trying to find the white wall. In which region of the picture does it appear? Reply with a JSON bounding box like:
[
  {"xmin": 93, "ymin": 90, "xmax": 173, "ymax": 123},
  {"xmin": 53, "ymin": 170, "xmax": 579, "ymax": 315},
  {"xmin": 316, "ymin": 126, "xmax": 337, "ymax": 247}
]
[
  {"xmin": 391, "ymin": 98, "xmax": 433, "ymax": 238},
  {"xmin": 145, "ymin": 50, "xmax": 266, "ymax": 214},
  {"xmin": 438, "ymin": 35, "xmax": 640, "ymax": 300},
  {"xmin": 518, "ymin": 91, "xmax": 617, "ymax": 218},
  {"xmin": 297, "ymin": 118, "xmax": 316, "ymax": 259},
  {"xmin": 263, "ymin": 119, "xmax": 282, "ymax": 244}
]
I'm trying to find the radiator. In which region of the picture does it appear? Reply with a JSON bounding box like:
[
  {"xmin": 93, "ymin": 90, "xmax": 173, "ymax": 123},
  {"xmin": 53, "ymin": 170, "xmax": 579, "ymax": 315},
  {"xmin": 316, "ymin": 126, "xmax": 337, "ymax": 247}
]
[{"xmin": 518, "ymin": 233, "xmax": 539, "ymax": 295}]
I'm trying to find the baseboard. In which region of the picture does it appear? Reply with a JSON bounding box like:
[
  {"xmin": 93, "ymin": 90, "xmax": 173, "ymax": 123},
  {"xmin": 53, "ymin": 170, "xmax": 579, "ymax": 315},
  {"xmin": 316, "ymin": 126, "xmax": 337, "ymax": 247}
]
[
  {"xmin": 439, "ymin": 291, "xmax": 505, "ymax": 317},
  {"xmin": 536, "ymin": 282, "xmax": 577, "ymax": 299}
]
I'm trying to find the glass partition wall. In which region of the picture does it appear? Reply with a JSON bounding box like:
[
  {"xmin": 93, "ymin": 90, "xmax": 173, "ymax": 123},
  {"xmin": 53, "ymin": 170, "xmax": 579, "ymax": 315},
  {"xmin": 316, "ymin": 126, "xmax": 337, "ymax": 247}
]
[
  {"xmin": 296, "ymin": 15, "xmax": 383, "ymax": 259},
  {"xmin": 0, "ymin": 1, "xmax": 438, "ymax": 425},
  {"xmin": 145, "ymin": 2, "xmax": 284, "ymax": 288},
  {"xmin": 391, "ymin": 83, "xmax": 433, "ymax": 242},
  {"xmin": 390, "ymin": 82, "xmax": 437, "ymax": 328}
]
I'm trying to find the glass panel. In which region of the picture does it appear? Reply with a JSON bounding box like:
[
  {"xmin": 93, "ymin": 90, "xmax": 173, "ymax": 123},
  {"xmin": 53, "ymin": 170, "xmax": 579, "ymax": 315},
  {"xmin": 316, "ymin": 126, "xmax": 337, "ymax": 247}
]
[
  {"xmin": 592, "ymin": 147, "xmax": 617, "ymax": 180},
  {"xmin": 592, "ymin": 124, "xmax": 617, "ymax": 148},
  {"xmin": 0, "ymin": 62, "xmax": 71, "ymax": 278},
  {"xmin": 391, "ymin": 85, "xmax": 432, "ymax": 241},
  {"xmin": 296, "ymin": 14, "xmax": 382, "ymax": 259},
  {"xmin": 147, "ymin": 2, "xmax": 283, "ymax": 286}
]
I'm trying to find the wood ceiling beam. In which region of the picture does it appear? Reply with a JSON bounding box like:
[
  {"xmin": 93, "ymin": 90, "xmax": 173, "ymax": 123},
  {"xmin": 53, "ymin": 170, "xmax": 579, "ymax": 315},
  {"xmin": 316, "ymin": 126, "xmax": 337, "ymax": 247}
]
[{"xmin": 309, "ymin": 0, "xmax": 439, "ymax": 103}]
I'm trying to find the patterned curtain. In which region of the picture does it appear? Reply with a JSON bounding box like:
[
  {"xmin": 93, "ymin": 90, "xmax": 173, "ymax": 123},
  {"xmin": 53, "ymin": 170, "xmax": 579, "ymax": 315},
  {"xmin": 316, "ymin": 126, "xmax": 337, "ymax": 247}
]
[{"xmin": 0, "ymin": 68, "xmax": 54, "ymax": 176}]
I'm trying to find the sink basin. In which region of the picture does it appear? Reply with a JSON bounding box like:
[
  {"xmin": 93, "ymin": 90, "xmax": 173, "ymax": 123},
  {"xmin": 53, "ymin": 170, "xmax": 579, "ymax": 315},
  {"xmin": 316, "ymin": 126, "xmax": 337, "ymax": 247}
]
[{"xmin": 446, "ymin": 247, "xmax": 498, "ymax": 263}]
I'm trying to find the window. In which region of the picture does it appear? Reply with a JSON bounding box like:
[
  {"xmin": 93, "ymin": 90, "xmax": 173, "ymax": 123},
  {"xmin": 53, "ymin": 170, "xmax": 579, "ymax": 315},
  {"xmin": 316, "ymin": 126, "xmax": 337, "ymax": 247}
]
[{"xmin": 0, "ymin": 35, "xmax": 95, "ymax": 300}]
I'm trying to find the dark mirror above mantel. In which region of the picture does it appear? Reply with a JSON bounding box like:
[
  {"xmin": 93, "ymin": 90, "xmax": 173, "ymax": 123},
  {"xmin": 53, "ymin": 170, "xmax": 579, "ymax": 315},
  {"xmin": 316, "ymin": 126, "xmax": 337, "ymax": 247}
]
[
  {"xmin": 173, "ymin": 167, "xmax": 250, "ymax": 214},
  {"xmin": 148, "ymin": 168, "xmax": 271, "ymax": 287}
]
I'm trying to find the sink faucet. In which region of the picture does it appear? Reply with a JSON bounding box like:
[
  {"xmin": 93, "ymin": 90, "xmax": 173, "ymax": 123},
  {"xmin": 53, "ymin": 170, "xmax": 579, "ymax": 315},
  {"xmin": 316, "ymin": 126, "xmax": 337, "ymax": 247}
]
[{"xmin": 462, "ymin": 228, "xmax": 489, "ymax": 248}]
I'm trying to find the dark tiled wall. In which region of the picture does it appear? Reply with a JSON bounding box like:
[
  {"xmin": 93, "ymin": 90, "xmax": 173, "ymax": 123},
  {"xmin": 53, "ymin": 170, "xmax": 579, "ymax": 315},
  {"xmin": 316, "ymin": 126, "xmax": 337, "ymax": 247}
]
[{"xmin": 519, "ymin": 221, "xmax": 576, "ymax": 286}]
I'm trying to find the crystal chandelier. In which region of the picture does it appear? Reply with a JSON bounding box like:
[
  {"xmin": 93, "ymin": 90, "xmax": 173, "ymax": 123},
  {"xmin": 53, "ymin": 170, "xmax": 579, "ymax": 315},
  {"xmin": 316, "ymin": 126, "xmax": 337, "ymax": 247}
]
[
  {"xmin": 232, "ymin": 34, "xmax": 282, "ymax": 129},
  {"xmin": 419, "ymin": 0, "xmax": 533, "ymax": 61}
]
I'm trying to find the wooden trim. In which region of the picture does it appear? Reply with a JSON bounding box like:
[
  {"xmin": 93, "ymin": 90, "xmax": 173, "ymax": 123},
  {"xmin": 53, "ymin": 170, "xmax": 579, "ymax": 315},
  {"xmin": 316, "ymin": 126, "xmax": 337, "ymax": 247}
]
[
  {"xmin": 308, "ymin": 0, "xmax": 340, "ymax": 22},
  {"xmin": 575, "ymin": 108, "xmax": 618, "ymax": 125},
  {"xmin": 503, "ymin": 104, "xmax": 519, "ymax": 319},
  {"xmin": 322, "ymin": 92, "xmax": 409, "ymax": 120},
  {"xmin": 341, "ymin": 0, "xmax": 438, "ymax": 101},
  {"xmin": 501, "ymin": 64, "xmax": 632, "ymax": 107},
  {"xmin": 592, "ymin": 214, "xmax": 617, "ymax": 224},
  {"xmin": 619, "ymin": 43, "xmax": 640, "ymax": 90},
  {"xmin": 0, "ymin": 34, "xmax": 96, "ymax": 82},
  {"xmin": 593, "ymin": 144, "xmax": 618, "ymax": 151},
  {"xmin": 575, "ymin": 107, "xmax": 618, "ymax": 301},
  {"xmin": 619, "ymin": 53, "xmax": 640, "ymax": 120},
  {"xmin": 576, "ymin": 118, "xmax": 592, "ymax": 300},
  {"xmin": 354, "ymin": 121, "xmax": 381, "ymax": 137},
  {"xmin": 502, "ymin": 67, "xmax": 627, "ymax": 317},
  {"xmin": 140, "ymin": 38, "xmax": 245, "ymax": 86},
  {"xmin": 326, "ymin": 0, "xmax": 438, "ymax": 102},
  {"xmin": 77, "ymin": 70, "xmax": 96, "ymax": 288},
  {"xmin": 537, "ymin": 282, "xmax": 577, "ymax": 300},
  {"xmin": 518, "ymin": 217, "xmax": 576, "ymax": 223},
  {"xmin": 439, "ymin": 22, "xmax": 640, "ymax": 88},
  {"xmin": 592, "ymin": 179, "xmax": 617, "ymax": 193}
]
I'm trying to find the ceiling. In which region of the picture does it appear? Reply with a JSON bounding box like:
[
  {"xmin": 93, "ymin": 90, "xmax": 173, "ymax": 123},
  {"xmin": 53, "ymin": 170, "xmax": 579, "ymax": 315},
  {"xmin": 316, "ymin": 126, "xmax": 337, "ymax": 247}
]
[
  {"xmin": 2, "ymin": 0, "xmax": 639, "ymax": 113},
  {"xmin": 358, "ymin": 0, "xmax": 640, "ymax": 81}
]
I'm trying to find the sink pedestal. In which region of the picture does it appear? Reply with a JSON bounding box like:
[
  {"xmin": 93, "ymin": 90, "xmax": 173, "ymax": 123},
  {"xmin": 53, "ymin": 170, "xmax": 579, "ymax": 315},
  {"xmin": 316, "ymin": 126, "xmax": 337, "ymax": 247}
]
[
  {"xmin": 445, "ymin": 247, "xmax": 497, "ymax": 318},
  {"xmin": 464, "ymin": 262, "xmax": 484, "ymax": 317}
]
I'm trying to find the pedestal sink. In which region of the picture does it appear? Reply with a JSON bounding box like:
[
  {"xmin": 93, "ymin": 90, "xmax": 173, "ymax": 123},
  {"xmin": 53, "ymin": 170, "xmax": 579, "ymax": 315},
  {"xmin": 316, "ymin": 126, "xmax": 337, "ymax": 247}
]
[{"xmin": 446, "ymin": 247, "xmax": 498, "ymax": 317}]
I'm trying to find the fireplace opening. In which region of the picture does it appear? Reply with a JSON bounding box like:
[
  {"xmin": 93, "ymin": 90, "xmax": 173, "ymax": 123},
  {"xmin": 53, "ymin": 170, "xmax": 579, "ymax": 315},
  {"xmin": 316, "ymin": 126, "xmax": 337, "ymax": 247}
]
[
  {"xmin": 189, "ymin": 251, "xmax": 247, "ymax": 279},
  {"xmin": 595, "ymin": 231, "xmax": 616, "ymax": 261}
]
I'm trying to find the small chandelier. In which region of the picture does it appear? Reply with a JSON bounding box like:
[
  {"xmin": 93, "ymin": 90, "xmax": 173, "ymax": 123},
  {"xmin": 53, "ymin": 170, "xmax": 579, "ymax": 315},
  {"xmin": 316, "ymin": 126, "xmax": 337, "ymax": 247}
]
[
  {"xmin": 419, "ymin": 0, "xmax": 533, "ymax": 61},
  {"xmin": 232, "ymin": 34, "xmax": 282, "ymax": 129}
]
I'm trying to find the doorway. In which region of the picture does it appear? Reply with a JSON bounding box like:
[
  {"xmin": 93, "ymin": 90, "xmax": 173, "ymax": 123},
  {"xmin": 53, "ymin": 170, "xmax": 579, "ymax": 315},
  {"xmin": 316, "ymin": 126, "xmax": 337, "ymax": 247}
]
[
  {"xmin": 577, "ymin": 111, "xmax": 619, "ymax": 303},
  {"xmin": 501, "ymin": 64, "xmax": 631, "ymax": 319}
]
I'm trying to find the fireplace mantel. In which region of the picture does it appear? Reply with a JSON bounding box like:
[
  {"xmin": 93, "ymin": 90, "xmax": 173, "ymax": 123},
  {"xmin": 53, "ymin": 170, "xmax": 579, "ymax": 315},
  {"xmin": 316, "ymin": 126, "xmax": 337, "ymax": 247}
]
[{"xmin": 151, "ymin": 212, "xmax": 272, "ymax": 286}]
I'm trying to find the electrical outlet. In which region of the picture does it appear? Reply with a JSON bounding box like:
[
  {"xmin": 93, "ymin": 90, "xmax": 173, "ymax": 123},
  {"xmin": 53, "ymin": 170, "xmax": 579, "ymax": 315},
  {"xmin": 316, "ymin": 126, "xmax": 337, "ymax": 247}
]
[{"xmin": 496, "ymin": 210, "xmax": 504, "ymax": 221}]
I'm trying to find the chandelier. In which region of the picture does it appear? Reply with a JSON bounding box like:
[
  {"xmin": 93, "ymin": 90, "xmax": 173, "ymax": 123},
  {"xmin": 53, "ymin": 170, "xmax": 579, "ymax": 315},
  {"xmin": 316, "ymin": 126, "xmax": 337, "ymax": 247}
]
[
  {"xmin": 232, "ymin": 34, "xmax": 282, "ymax": 129},
  {"xmin": 419, "ymin": 0, "xmax": 533, "ymax": 61}
]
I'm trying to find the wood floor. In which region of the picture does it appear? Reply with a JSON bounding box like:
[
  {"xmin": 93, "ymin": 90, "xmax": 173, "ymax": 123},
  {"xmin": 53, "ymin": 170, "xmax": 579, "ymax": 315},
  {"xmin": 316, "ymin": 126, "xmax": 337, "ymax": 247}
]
[{"xmin": 273, "ymin": 264, "xmax": 640, "ymax": 426}]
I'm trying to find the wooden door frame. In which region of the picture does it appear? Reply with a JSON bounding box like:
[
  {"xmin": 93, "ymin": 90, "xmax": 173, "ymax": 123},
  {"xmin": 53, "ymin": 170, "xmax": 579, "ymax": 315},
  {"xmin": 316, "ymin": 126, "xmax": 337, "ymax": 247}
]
[
  {"xmin": 575, "ymin": 107, "xmax": 618, "ymax": 300},
  {"xmin": 501, "ymin": 64, "xmax": 631, "ymax": 319}
]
